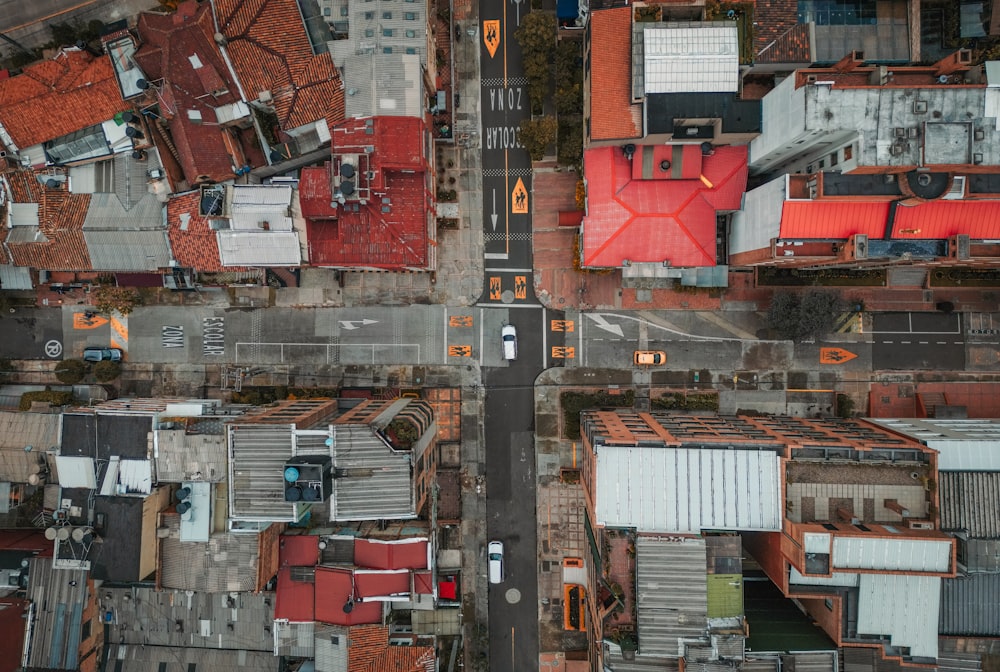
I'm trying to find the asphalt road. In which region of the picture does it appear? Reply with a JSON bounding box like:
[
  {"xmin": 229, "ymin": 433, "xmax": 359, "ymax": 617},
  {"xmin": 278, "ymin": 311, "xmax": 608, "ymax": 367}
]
[
  {"xmin": 0, "ymin": 307, "xmax": 65, "ymax": 360},
  {"xmin": 871, "ymin": 312, "xmax": 965, "ymax": 370}
]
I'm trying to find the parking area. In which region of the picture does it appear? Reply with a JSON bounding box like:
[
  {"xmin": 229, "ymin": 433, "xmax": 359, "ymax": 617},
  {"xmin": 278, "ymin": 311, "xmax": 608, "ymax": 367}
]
[{"xmin": 871, "ymin": 312, "xmax": 964, "ymax": 370}]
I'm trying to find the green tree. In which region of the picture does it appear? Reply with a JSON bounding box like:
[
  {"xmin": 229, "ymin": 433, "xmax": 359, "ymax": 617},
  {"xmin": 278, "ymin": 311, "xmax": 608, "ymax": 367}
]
[
  {"xmin": 516, "ymin": 12, "xmax": 557, "ymax": 111},
  {"xmin": 519, "ymin": 116, "xmax": 558, "ymax": 161},
  {"xmin": 92, "ymin": 285, "xmax": 141, "ymax": 316},
  {"xmin": 55, "ymin": 359, "xmax": 86, "ymax": 384},
  {"xmin": 767, "ymin": 290, "xmax": 844, "ymax": 341},
  {"xmin": 93, "ymin": 361, "xmax": 122, "ymax": 382},
  {"xmin": 555, "ymin": 82, "xmax": 582, "ymax": 116}
]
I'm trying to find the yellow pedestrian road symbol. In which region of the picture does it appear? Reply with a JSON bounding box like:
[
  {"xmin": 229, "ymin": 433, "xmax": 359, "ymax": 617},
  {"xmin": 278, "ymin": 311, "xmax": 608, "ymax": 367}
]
[
  {"xmin": 820, "ymin": 347, "xmax": 858, "ymax": 364},
  {"xmin": 552, "ymin": 346, "xmax": 575, "ymax": 359},
  {"xmin": 551, "ymin": 320, "xmax": 574, "ymax": 332},
  {"xmin": 511, "ymin": 178, "xmax": 528, "ymax": 214},
  {"xmin": 449, "ymin": 315, "xmax": 474, "ymax": 327},
  {"xmin": 449, "ymin": 345, "xmax": 472, "ymax": 357},
  {"xmin": 483, "ymin": 20, "xmax": 501, "ymax": 58},
  {"xmin": 514, "ymin": 275, "xmax": 527, "ymax": 300},
  {"xmin": 489, "ymin": 276, "xmax": 502, "ymax": 300}
]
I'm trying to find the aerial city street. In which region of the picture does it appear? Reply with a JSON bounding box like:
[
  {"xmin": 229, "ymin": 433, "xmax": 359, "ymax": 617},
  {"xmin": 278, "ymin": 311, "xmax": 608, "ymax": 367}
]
[{"xmin": 0, "ymin": 1, "xmax": 998, "ymax": 672}]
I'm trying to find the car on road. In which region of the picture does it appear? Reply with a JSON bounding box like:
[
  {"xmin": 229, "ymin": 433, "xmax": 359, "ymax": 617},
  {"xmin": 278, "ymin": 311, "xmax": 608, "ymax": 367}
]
[
  {"xmin": 488, "ymin": 540, "xmax": 504, "ymax": 583},
  {"xmin": 501, "ymin": 324, "xmax": 517, "ymax": 360},
  {"xmin": 634, "ymin": 350, "xmax": 666, "ymax": 366},
  {"xmin": 83, "ymin": 346, "xmax": 123, "ymax": 363}
]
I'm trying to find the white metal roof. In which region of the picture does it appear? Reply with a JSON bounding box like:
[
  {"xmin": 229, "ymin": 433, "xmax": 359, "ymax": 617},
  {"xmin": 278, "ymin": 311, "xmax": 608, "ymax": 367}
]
[
  {"xmin": 54, "ymin": 455, "xmax": 97, "ymax": 489},
  {"xmin": 856, "ymin": 574, "xmax": 940, "ymax": 659},
  {"xmin": 788, "ymin": 567, "xmax": 858, "ymax": 586},
  {"xmin": 832, "ymin": 536, "xmax": 952, "ymax": 573},
  {"xmin": 595, "ymin": 446, "xmax": 782, "ymax": 533},
  {"xmin": 642, "ymin": 25, "xmax": 738, "ymax": 95},
  {"xmin": 869, "ymin": 419, "xmax": 1000, "ymax": 471},
  {"xmin": 217, "ymin": 231, "xmax": 301, "ymax": 266}
]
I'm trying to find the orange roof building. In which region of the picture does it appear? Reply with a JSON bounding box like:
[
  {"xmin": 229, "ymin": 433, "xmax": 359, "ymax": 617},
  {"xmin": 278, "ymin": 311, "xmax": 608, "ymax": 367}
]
[{"xmin": 586, "ymin": 7, "xmax": 641, "ymax": 142}]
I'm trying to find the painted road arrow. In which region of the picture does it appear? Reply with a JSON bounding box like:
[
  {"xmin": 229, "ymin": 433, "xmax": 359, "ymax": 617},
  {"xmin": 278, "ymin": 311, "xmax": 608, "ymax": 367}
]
[
  {"xmin": 339, "ymin": 319, "xmax": 379, "ymax": 331},
  {"xmin": 491, "ymin": 188, "xmax": 498, "ymax": 230},
  {"xmin": 586, "ymin": 314, "xmax": 624, "ymax": 338}
]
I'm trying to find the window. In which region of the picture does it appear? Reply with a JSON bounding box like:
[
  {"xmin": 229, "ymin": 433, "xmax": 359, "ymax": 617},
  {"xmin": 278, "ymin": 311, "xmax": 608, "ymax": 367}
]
[
  {"xmin": 829, "ymin": 151, "xmax": 838, "ymax": 166},
  {"xmin": 405, "ymin": 47, "xmax": 416, "ymax": 54},
  {"xmin": 364, "ymin": 11, "xmax": 373, "ymax": 18},
  {"xmin": 365, "ymin": 28, "xmax": 375, "ymax": 36},
  {"xmin": 405, "ymin": 29, "xmax": 416, "ymax": 37},
  {"xmin": 81, "ymin": 620, "xmax": 92, "ymax": 640},
  {"xmin": 824, "ymin": 598, "xmax": 833, "ymax": 611},
  {"xmin": 323, "ymin": 7, "xmax": 331, "ymax": 15},
  {"xmin": 818, "ymin": 159, "xmax": 825, "ymax": 169},
  {"xmin": 383, "ymin": 28, "xmax": 393, "ymax": 36},
  {"xmin": 383, "ymin": 46, "xmax": 392, "ymax": 53},
  {"xmin": 340, "ymin": 5, "xmax": 349, "ymax": 15},
  {"xmin": 382, "ymin": 10, "xmax": 392, "ymax": 18},
  {"xmin": 404, "ymin": 11, "xmax": 417, "ymax": 19},
  {"xmin": 843, "ymin": 145, "xmax": 853, "ymax": 160}
]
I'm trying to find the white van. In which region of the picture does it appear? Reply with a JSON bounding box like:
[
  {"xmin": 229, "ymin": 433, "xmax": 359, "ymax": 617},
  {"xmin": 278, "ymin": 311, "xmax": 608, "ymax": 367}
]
[
  {"xmin": 501, "ymin": 324, "xmax": 517, "ymax": 360},
  {"xmin": 488, "ymin": 540, "xmax": 504, "ymax": 584}
]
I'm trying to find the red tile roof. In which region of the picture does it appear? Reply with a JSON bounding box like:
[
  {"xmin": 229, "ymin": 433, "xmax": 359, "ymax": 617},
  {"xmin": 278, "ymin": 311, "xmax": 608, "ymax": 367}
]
[
  {"xmin": 3, "ymin": 170, "xmax": 92, "ymax": 271},
  {"xmin": 581, "ymin": 144, "xmax": 747, "ymax": 267},
  {"xmin": 892, "ymin": 200, "xmax": 1000, "ymax": 239},
  {"xmin": 589, "ymin": 8, "xmax": 641, "ymax": 141},
  {"xmin": 166, "ymin": 191, "xmax": 226, "ymax": 271},
  {"xmin": 0, "ymin": 48, "xmax": 124, "ymax": 150},
  {"xmin": 303, "ymin": 117, "xmax": 432, "ymax": 270},
  {"xmin": 0, "ymin": 597, "xmax": 28, "ymax": 672},
  {"xmin": 348, "ymin": 625, "xmax": 436, "ymax": 672},
  {"xmin": 779, "ymin": 201, "xmax": 891, "ymax": 239},
  {"xmin": 134, "ymin": 2, "xmax": 247, "ymax": 183},
  {"xmin": 275, "ymin": 535, "xmax": 319, "ymax": 622},
  {"xmin": 314, "ymin": 567, "xmax": 382, "ymax": 626},
  {"xmin": 354, "ymin": 538, "xmax": 428, "ymax": 570},
  {"xmin": 214, "ymin": 0, "xmax": 346, "ymax": 132},
  {"xmin": 754, "ymin": 0, "xmax": 811, "ymax": 64}
]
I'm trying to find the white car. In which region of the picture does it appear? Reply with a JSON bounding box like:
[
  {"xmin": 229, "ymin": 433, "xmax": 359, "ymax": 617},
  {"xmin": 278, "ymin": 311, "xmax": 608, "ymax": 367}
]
[
  {"xmin": 501, "ymin": 324, "xmax": 517, "ymax": 360},
  {"xmin": 488, "ymin": 540, "xmax": 504, "ymax": 584}
]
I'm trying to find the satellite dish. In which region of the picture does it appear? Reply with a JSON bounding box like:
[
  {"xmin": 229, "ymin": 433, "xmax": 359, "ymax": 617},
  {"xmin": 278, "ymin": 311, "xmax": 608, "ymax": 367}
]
[
  {"xmin": 341, "ymin": 163, "xmax": 355, "ymax": 178},
  {"xmin": 269, "ymin": 150, "xmax": 284, "ymax": 163}
]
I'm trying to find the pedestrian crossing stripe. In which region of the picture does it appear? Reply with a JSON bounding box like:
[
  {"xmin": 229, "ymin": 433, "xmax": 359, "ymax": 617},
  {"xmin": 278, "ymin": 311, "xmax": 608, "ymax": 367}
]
[{"xmin": 834, "ymin": 312, "xmax": 863, "ymax": 334}]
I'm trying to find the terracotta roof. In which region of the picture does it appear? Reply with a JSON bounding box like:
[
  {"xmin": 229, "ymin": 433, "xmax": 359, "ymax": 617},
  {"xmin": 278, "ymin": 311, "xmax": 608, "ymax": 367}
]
[
  {"xmin": 581, "ymin": 144, "xmax": 747, "ymax": 267},
  {"xmin": 3, "ymin": 170, "xmax": 92, "ymax": 271},
  {"xmin": 166, "ymin": 191, "xmax": 225, "ymax": 271},
  {"xmin": 214, "ymin": 0, "xmax": 345, "ymax": 132},
  {"xmin": 348, "ymin": 625, "xmax": 436, "ymax": 672},
  {"xmin": 589, "ymin": 8, "xmax": 641, "ymax": 141},
  {"xmin": 892, "ymin": 200, "xmax": 1000, "ymax": 239},
  {"xmin": 134, "ymin": 2, "xmax": 246, "ymax": 183},
  {"xmin": 274, "ymin": 535, "xmax": 318, "ymax": 622},
  {"xmin": 779, "ymin": 201, "xmax": 891, "ymax": 239},
  {"xmin": 354, "ymin": 538, "xmax": 429, "ymax": 570},
  {"xmin": 0, "ymin": 597, "xmax": 28, "ymax": 672},
  {"xmin": 753, "ymin": 0, "xmax": 810, "ymax": 64},
  {"xmin": 0, "ymin": 48, "xmax": 124, "ymax": 150},
  {"xmin": 303, "ymin": 117, "xmax": 431, "ymax": 270}
]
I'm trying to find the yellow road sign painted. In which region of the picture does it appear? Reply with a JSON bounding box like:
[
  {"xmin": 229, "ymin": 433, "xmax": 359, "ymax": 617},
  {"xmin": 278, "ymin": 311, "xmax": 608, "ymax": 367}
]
[
  {"xmin": 73, "ymin": 313, "xmax": 109, "ymax": 330},
  {"xmin": 449, "ymin": 315, "xmax": 474, "ymax": 327},
  {"xmin": 483, "ymin": 20, "xmax": 501, "ymax": 58},
  {"xmin": 449, "ymin": 345, "xmax": 472, "ymax": 357},
  {"xmin": 551, "ymin": 346, "xmax": 575, "ymax": 359},
  {"xmin": 514, "ymin": 275, "xmax": 527, "ymax": 300},
  {"xmin": 820, "ymin": 347, "xmax": 858, "ymax": 364},
  {"xmin": 511, "ymin": 177, "xmax": 528, "ymax": 214},
  {"xmin": 489, "ymin": 276, "xmax": 502, "ymax": 300},
  {"xmin": 551, "ymin": 320, "xmax": 574, "ymax": 332}
]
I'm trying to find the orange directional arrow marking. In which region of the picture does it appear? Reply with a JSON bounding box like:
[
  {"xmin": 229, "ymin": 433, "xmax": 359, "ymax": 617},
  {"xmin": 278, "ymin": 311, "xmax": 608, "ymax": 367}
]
[
  {"xmin": 820, "ymin": 347, "xmax": 858, "ymax": 364},
  {"xmin": 483, "ymin": 20, "xmax": 501, "ymax": 58},
  {"xmin": 73, "ymin": 313, "xmax": 109, "ymax": 330}
]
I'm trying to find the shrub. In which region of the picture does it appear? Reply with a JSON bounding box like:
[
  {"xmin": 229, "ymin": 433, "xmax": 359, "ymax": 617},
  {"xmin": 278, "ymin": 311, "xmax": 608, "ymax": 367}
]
[
  {"xmin": 836, "ymin": 393, "xmax": 856, "ymax": 418},
  {"xmin": 93, "ymin": 361, "xmax": 122, "ymax": 382},
  {"xmin": 519, "ymin": 116, "xmax": 558, "ymax": 161},
  {"xmin": 55, "ymin": 359, "xmax": 86, "ymax": 384},
  {"xmin": 767, "ymin": 290, "xmax": 844, "ymax": 341},
  {"xmin": 20, "ymin": 389, "xmax": 75, "ymax": 411},
  {"xmin": 561, "ymin": 390, "xmax": 635, "ymax": 439},
  {"xmin": 92, "ymin": 285, "xmax": 142, "ymax": 316}
]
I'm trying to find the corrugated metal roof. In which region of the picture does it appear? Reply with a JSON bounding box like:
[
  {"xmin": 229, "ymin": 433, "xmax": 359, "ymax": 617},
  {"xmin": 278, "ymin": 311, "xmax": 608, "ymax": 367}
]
[
  {"xmin": 228, "ymin": 424, "xmax": 298, "ymax": 521},
  {"xmin": 595, "ymin": 446, "xmax": 782, "ymax": 533},
  {"xmin": 153, "ymin": 429, "xmax": 228, "ymax": 482},
  {"xmin": 83, "ymin": 192, "xmax": 163, "ymax": 230},
  {"xmin": 84, "ymin": 228, "xmax": 172, "ymax": 271},
  {"xmin": 831, "ymin": 537, "xmax": 952, "ymax": 573},
  {"xmin": 336, "ymin": 53, "xmax": 424, "ymax": 119},
  {"xmin": 314, "ymin": 623, "xmax": 349, "ymax": 672},
  {"xmin": 729, "ymin": 176, "xmax": 784, "ymax": 256},
  {"xmin": 158, "ymin": 514, "xmax": 264, "ymax": 592},
  {"xmin": 939, "ymin": 471, "xmax": 1000, "ymax": 537},
  {"xmin": 275, "ymin": 620, "xmax": 316, "ymax": 657},
  {"xmin": 635, "ymin": 536, "xmax": 707, "ymax": 657},
  {"xmin": 0, "ymin": 264, "xmax": 33, "ymax": 289},
  {"xmin": 937, "ymin": 652, "xmax": 983, "ymax": 672},
  {"xmin": 868, "ymin": 419, "xmax": 1000, "ymax": 471},
  {"xmin": 108, "ymin": 644, "xmax": 278, "ymax": 672},
  {"xmin": 53, "ymin": 455, "xmax": 97, "ymax": 488},
  {"xmin": 779, "ymin": 201, "xmax": 890, "ymax": 239},
  {"xmin": 105, "ymin": 586, "xmax": 275, "ymax": 650},
  {"xmin": 217, "ymin": 230, "xmax": 301, "ymax": 266},
  {"xmin": 330, "ymin": 423, "xmax": 415, "ymax": 521},
  {"xmin": 643, "ymin": 25, "xmax": 738, "ymax": 94},
  {"xmin": 9, "ymin": 203, "xmax": 39, "ymax": 227},
  {"xmin": 893, "ymin": 200, "xmax": 1000, "ymax": 240},
  {"xmin": 25, "ymin": 556, "xmax": 89, "ymax": 669},
  {"xmin": 964, "ymin": 538, "xmax": 1000, "ymax": 573},
  {"xmin": 232, "ymin": 184, "xmax": 293, "ymax": 207},
  {"xmin": 940, "ymin": 574, "xmax": 1000, "ymax": 636},
  {"xmin": 0, "ymin": 410, "xmax": 60, "ymax": 451},
  {"xmin": 855, "ymin": 574, "xmax": 939, "ymax": 659}
]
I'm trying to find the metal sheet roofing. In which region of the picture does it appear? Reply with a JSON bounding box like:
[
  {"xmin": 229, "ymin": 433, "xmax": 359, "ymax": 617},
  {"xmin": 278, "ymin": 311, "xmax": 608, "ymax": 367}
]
[
  {"xmin": 940, "ymin": 574, "xmax": 1000, "ymax": 636},
  {"xmin": 334, "ymin": 53, "xmax": 425, "ymax": 120},
  {"xmin": 831, "ymin": 537, "xmax": 952, "ymax": 573},
  {"xmin": 25, "ymin": 557, "xmax": 89, "ymax": 670},
  {"xmin": 595, "ymin": 445, "xmax": 782, "ymax": 532},
  {"xmin": 892, "ymin": 200, "xmax": 1000, "ymax": 240},
  {"xmin": 108, "ymin": 644, "xmax": 278, "ymax": 672},
  {"xmin": 330, "ymin": 424, "xmax": 415, "ymax": 521},
  {"xmin": 635, "ymin": 536, "xmax": 707, "ymax": 656},
  {"xmin": 217, "ymin": 230, "xmax": 301, "ymax": 266},
  {"xmin": 314, "ymin": 567, "xmax": 383, "ymax": 625},
  {"xmin": 275, "ymin": 534, "xmax": 319, "ymax": 622},
  {"xmin": 939, "ymin": 471, "xmax": 1000, "ymax": 537},
  {"xmin": 158, "ymin": 514, "xmax": 265, "ymax": 592},
  {"xmin": 855, "ymin": 574, "xmax": 939, "ymax": 659},
  {"xmin": 84, "ymin": 228, "xmax": 172, "ymax": 271},
  {"xmin": 642, "ymin": 26, "xmax": 739, "ymax": 94},
  {"xmin": 869, "ymin": 419, "xmax": 1000, "ymax": 471},
  {"xmin": 53, "ymin": 456, "xmax": 97, "ymax": 488},
  {"xmin": 779, "ymin": 201, "xmax": 891, "ymax": 239},
  {"xmin": 228, "ymin": 424, "xmax": 298, "ymax": 521},
  {"xmin": 0, "ymin": 411, "xmax": 60, "ymax": 451},
  {"xmin": 354, "ymin": 537, "xmax": 429, "ymax": 569},
  {"xmin": 581, "ymin": 145, "xmax": 748, "ymax": 269}
]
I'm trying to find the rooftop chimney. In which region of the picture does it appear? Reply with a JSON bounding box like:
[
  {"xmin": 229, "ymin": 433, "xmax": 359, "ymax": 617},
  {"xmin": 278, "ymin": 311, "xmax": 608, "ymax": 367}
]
[
  {"xmin": 833, "ymin": 50, "xmax": 865, "ymax": 73},
  {"xmin": 934, "ymin": 49, "xmax": 972, "ymax": 77}
]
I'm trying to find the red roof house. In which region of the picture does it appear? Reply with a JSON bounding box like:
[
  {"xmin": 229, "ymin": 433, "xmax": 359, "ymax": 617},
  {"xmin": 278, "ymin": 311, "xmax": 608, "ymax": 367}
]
[
  {"xmin": 302, "ymin": 116, "xmax": 433, "ymax": 270},
  {"xmin": 165, "ymin": 191, "xmax": 225, "ymax": 271},
  {"xmin": 581, "ymin": 144, "xmax": 748, "ymax": 268},
  {"xmin": 344, "ymin": 625, "xmax": 436, "ymax": 672},
  {"xmin": 0, "ymin": 48, "xmax": 124, "ymax": 154},
  {"xmin": 1, "ymin": 170, "xmax": 92, "ymax": 271},
  {"xmin": 274, "ymin": 534, "xmax": 319, "ymax": 622},
  {"xmin": 587, "ymin": 8, "xmax": 641, "ymax": 142},
  {"xmin": 134, "ymin": 1, "xmax": 258, "ymax": 185},
  {"xmin": 354, "ymin": 538, "xmax": 429, "ymax": 570},
  {"xmin": 213, "ymin": 0, "xmax": 345, "ymax": 134},
  {"xmin": 314, "ymin": 566, "xmax": 384, "ymax": 626}
]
